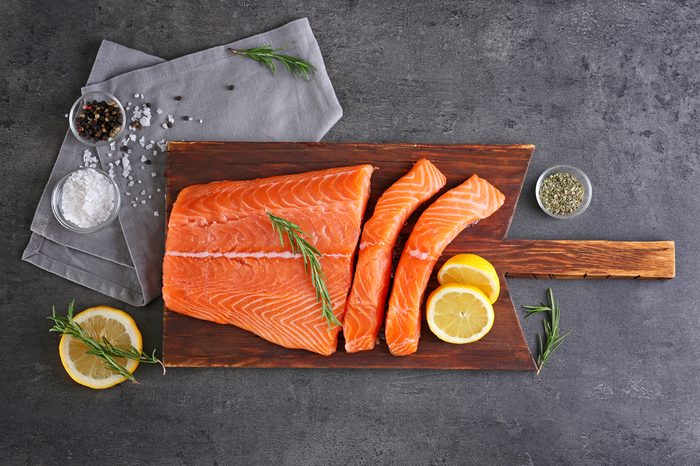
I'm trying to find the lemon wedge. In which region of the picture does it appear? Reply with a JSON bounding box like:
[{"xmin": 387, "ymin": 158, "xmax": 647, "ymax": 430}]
[
  {"xmin": 426, "ymin": 284, "xmax": 495, "ymax": 344},
  {"xmin": 59, "ymin": 306, "xmax": 142, "ymax": 389},
  {"xmin": 437, "ymin": 253, "xmax": 500, "ymax": 303}
]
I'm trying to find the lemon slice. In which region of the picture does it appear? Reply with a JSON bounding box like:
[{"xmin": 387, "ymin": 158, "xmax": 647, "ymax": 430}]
[
  {"xmin": 437, "ymin": 253, "xmax": 500, "ymax": 303},
  {"xmin": 427, "ymin": 284, "xmax": 495, "ymax": 344},
  {"xmin": 59, "ymin": 306, "xmax": 142, "ymax": 389}
]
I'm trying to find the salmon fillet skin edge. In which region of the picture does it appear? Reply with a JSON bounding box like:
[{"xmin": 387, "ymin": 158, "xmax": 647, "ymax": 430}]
[
  {"xmin": 343, "ymin": 159, "xmax": 446, "ymax": 353},
  {"xmin": 384, "ymin": 174, "xmax": 506, "ymax": 356},
  {"xmin": 163, "ymin": 165, "xmax": 374, "ymax": 356}
]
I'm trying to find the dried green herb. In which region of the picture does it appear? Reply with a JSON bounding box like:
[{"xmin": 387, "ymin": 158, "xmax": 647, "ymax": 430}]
[
  {"xmin": 523, "ymin": 288, "xmax": 572, "ymax": 375},
  {"xmin": 539, "ymin": 172, "xmax": 584, "ymax": 215},
  {"xmin": 228, "ymin": 46, "xmax": 316, "ymax": 80}
]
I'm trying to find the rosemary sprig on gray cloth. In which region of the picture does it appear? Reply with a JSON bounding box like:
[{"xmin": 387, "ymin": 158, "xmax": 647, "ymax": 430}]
[
  {"xmin": 48, "ymin": 301, "xmax": 164, "ymax": 383},
  {"xmin": 267, "ymin": 213, "xmax": 339, "ymax": 327},
  {"xmin": 229, "ymin": 46, "xmax": 316, "ymax": 80},
  {"xmin": 523, "ymin": 288, "xmax": 572, "ymax": 374}
]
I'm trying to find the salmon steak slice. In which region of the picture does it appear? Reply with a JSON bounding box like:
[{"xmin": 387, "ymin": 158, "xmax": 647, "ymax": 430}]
[
  {"xmin": 384, "ymin": 174, "xmax": 505, "ymax": 356},
  {"xmin": 343, "ymin": 159, "xmax": 446, "ymax": 352},
  {"xmin": 163, "ymin": 165, "xmax": 374, "ymax": 355}
]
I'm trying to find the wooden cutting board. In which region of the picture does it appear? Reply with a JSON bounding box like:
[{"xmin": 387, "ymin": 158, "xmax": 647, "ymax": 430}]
[{"xmin": 163, "ymin": 142, "xmax": 675, "ymax": 370}]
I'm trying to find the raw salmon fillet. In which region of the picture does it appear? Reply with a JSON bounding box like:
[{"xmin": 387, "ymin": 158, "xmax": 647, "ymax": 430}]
[
  {"xmin": 163, "ymin": 165, "xmax": 374, "ymax": 356},
  {"xmin": 384, "ymin": 174, "xmax": 505, "ymax": 356},
  {"xmin": 343, "ymin": 160, "xmax": 446, "ymax": 352}
]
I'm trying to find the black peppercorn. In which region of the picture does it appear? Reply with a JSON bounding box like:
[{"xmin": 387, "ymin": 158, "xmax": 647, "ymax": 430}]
[{"xmin": 73, "ymin": 99, "xmax": 123, "ymax": 142}]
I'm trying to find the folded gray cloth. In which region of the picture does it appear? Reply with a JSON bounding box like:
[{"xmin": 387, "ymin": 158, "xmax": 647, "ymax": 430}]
[{"xmin": 23, "ymin": 18, "xmax": 342, "ymax": 306}]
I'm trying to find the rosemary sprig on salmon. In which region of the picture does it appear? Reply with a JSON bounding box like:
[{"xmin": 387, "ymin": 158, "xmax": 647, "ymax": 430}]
[{"xmin": 267, "ymin": 213, "xmax": 339, "ymax": 327}]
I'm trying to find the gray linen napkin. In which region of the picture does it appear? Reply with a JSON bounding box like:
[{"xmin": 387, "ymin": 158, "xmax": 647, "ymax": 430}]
[{"xmin": 23, "ymin": 18, "xmax": 342, "ymax": 306}]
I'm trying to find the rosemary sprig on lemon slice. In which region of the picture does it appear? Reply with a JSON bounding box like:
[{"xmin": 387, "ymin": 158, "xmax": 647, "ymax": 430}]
[{"xmin": 49, "ymin": 301, "xmax": 164, "ymax": 388}]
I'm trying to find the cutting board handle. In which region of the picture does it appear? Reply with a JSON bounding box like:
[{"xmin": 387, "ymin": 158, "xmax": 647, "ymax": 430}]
[{"xmin": 466, "ymin": 240, "xmax": 675, "ymax": 279}]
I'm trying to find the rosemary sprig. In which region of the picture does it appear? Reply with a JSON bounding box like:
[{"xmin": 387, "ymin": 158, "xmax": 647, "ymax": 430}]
[
  {"xmin": 228, "ymin": 46, "xmax": 316, "ymax": 80},
  {"xmin": 267, "ymin": 213, "xmax": 339, "ymax": 327},
  {"xmin": 48, "ymin": 301, "xmax": 165, "ymax": 383},
  {"xmin": 523, "ymin": 288, "xmax": 572, "ymax": 375}
]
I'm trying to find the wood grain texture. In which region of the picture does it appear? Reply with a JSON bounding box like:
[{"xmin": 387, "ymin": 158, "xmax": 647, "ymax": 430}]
[
  {"xmin": 461, "ymin": 239, "xmax": 675, "ymax": 279},
  {"xmin": 163, "ymin": 142, "xmax": 674, "ymax": 370}
]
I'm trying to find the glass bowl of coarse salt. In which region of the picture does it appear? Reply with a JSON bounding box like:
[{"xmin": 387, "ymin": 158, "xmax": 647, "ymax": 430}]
[{"xmin": 51, "ymin": 168, "xmax": 120, "ymax": 233}]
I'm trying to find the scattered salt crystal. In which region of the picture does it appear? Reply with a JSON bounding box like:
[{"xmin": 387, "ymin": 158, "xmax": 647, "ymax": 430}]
[
  {"xmin": 156, "ymin": 108, "xmax": 163, "ymax": 115},
  {"xmin": 156, "ymin": 140, "xmax": 167, "ymax": 152},
  {"xmin": 128, "ymin": 181, "xmax": 134, "ymax": 187},
  {"xmin": 127, "ymin": 101, "xmax": 132, "ymax": 107},
  {"xmin": 141, "ymin": 200, "xmax": 146, "ymax": 204},
  {"xmin": 140, "ymin": 165, "xmax": 144, "ymax": 170},
  {"xmin": 148, "ymin": 195, "xmax": 152, "ymax": 199},
  {"xmin": 150, "ymin": 172, "xmax": 157, "ymax": 177},
  {"xmin": 129, "ymin": 134, "xmax": 136, "ymax": 141},
  {"xmin": 109, "ymin": 141, "xmax": 116, "ymax": 151},
  {"xmin": 64, "ymin": 113, "xmax": 68, "ymax": 118},
  {"xmin": 59, "ymin": 168, "xmax": 115, "ymax": 228},
  {"xmin": 115, "ymin": 160, "xmax": 121, "ymax": 166},
  {"xmin": 134, "ymin": 93, "xmax": 140, "ymax": 98},
  {"xmin": 153, "ymin": 150, "xmax": 158, "ymax": 156},
  {"xmin": 145, "ymin": 144, "xmax": 153, "ymax": 150},
  {"xmin": 156, "ymin": 188, "xmax": 161, "ymax": 192},
  {"xmin": 82, "ymin": 149, "xmax": 98, "ymax": 168},
  {"xmin": 125, "ymin": 192, "xmax": 131, "ymax": 196},
  {"xmin": 140, "ymin": 155, "xmax": 147, "ymax": 163},
  {"xmin": 153, "ymin": 211, "xmax": 159, "ymax": 217},
  {"xmin": 128, "ymin": 175, "xmax": 133, "ymax": 181},
  {"xmin": 137, "ymin": 180, "xmax": 142, "ymax": 184},
  {"xmin": 107, "ymin": 152, "xmax": 112, "ymax": 158},
  {"xmin": 131, "ymin": 203, "xmax": 137, "ymax": 208},
  {"xmin": 140, "ymin": 190, "xmax": 146, "ymax": 195},
  {"xmin": 121, "ymin": 156, "xmax": 131, "ymax": 178},
  {"xmin": 161, "ymin": 123, "xmax": 168, "ymax": 129}
]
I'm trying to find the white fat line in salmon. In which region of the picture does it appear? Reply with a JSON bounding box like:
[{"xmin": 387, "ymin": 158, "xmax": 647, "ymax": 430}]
[
  {"xmin": 407, "ymin": 248, "xmax": 434, "ymax": 261},
  {"xmin": 166, "ymin": 251, "xmax": 351, "ymax": 259}
]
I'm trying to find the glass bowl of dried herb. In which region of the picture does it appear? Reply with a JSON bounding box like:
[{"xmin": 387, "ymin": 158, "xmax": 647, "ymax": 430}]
[
  {"xmin": 69, "ymin": 92, "xmax": 125, "ymax": 147},
  {"xmin": 536, "ymin": 165, "xmax": 591, "ymax": 219}
]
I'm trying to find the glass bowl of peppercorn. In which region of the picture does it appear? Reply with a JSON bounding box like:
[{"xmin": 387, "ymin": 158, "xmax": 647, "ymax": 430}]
[
  {"xmin": 536, "ymin": 165, "xmax": 592, "ymax": 219},
  {"xmin": 69, "ymin": 92, "xmax": 125, "ymax": 147}
]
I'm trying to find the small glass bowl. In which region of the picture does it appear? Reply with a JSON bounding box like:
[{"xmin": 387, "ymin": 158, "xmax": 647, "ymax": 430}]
[
  {"xmin": 51, "ymin": 168, "xmax": 121, "ymax": 233},
  {"xmin": 535, "ymin": 165, "xmax": 592, "ymax": 219},
  {"xmin": 68, "ymin": 91, "xmax": 125, "ymax": 147}
]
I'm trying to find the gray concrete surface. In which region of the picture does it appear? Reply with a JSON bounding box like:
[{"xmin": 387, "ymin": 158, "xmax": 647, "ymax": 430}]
[{"xmin": 2, "ymin": 1, "xmax": 699, "ymax": 464}]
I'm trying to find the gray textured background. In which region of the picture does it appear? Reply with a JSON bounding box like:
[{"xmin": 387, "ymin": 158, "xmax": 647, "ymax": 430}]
[{"xmin": 2, "ymin": 1, "xmax": 699, "ymax": 464}]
